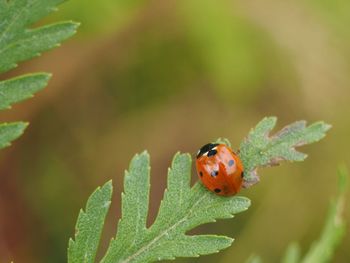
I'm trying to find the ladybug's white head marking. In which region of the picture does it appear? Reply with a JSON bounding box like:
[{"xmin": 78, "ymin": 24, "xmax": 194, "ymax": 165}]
[{"xmin": 197, "ymin": 143, "xmax": 219, "ymax": 158}]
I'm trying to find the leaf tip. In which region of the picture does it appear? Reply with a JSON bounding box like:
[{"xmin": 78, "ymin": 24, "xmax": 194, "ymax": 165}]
[
  {"xmin": 237, "ymin": 196, "xmax": 252, "ymax": 210},
  {"xmin": 223, "ymin": 236, "xmax": 235, "ymax": 246},
  {"xmin": 104, "ymin": 179, "xmax": 113, "ymax": 188},
  {"xmin": 67, "ymin": 21, "xmax": 81, "ymax": 35},
  {"xmin": 21, "ymin": 122, "xmax": 30, "ymax": 128},
  {"xmin": 214, "ymin": 137, "xmax": 232, "ymax": 148},
  {"xmin": 337, "ymin": 165, "xmax": 348, "ymax": 195},
  {"xmin": 266, "ymin": 116, "xmax": 277, "ymax": 121},
  {"xmin": 45, "ymin": 72, "xmax": 53, "ymax": 79},
  {"xmin": 174, "ymin": 151, "xmax": 192, "ymax": 162},
  {"xmin": 10, "ymin": 121, "xmax": 30, "ymax": 137},
  {"xmin": 262, "ymin": 116, "xmax": 277, "ymax": 125},
  {"xmin": 102, "ymin": 180, "xmax": 113, "ymax": 195},
  {"xmin": 140, "ymin": 150, "xmax": 150, "ymax": 157},
  {"xmin": 71, "ymin": 21, "xmax": 81, "ymax": 28},
  {"xmin": 324, "ymin": 123, "xmax": 332, "ymax": 131}
]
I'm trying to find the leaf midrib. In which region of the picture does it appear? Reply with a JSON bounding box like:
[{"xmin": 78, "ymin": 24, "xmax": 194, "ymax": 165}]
[
  {"xmin": 120, "ymin": 194, "xmax": 206, "ymax": 263},
  {"xmin": 0, "ymin": 0, "xmax": 31, "ymax": 47}
]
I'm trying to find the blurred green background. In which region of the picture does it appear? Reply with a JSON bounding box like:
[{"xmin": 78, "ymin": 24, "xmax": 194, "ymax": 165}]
[{"xmin": 0, "ymin": 0, "xmax": 349, "ymax": 262}]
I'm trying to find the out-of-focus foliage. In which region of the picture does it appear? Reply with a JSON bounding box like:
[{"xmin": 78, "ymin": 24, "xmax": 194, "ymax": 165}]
[
  {"xmin": 178, "ymin": 0, "xmax": 269, "ymax": 99},
  {"xmin": 282, "ymin": 243, "xmax": 301, "ymax": 263},
  {"xmin": 300, "ymin": 167, "xmax": 347, "ymax": 263},
  {"xmin": 245, "ymin": 255, "xmax": 263, "ymax": 263},
  {"xmin": 47, "ymin": 0, "xmax": 146, "ymax": 35},
  {"xmin": 245, "ymin": 167, "xmax": 347, "ymax": 263},
  {"xmin": 306, "ymin": 0, "xmax": 350, "ymax": 38},
  {"xmin": 178, "ymin": 0, "xmax": 300, "ymax": 104}
]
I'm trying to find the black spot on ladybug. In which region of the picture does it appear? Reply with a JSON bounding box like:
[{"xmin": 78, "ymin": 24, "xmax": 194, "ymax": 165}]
[
  {"xmin": 241, "ymin": 171, "xmax": 244, "ymax": 178},
  {"xmin": 207, "ymin": 149, "xmax": 218, "ymax": 157},
  {"xmin": 199, "ymin": 171, "xmax": 203, "ymax": 177},
  {"xmin": 197, "ymin": 143, "xmax": 219, "ymax": 158},
  {"xmin": 214, "ymin": 188, "xmax": 221, "ymax": 193},
  {"xmin": 228, "ymin": 159, "xmax": 235, "ymax": 166},
  {"xmin": 211, "ymin": 170, "xmax": 219, "ymax": 177}
]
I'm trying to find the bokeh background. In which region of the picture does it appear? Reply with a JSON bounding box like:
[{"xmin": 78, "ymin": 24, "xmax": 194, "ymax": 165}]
[{"xmin": 0, "ymin": 0, "xmax": 349, "ymax": 262}]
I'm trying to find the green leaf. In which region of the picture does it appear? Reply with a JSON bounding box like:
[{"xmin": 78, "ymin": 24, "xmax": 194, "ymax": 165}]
[
  {"xmin": 239, "ymin": 117, "xmax": 331, "ymax": 187},
  {"xmin": 214, "ymin": 137, "xmax": 232, "ymax": 148},
  {"xmin": 0, "ymin": 73, "xmax": 50, "ymax": 110},
  {"xmin": 68, "ymin": 181, "xmax": 113, "ymax": 263},
  {"xmin": 301, "ymin": 167, "xmax": 347, "ymax": 263},
  {"xmin": 0, "ymin": 0, "xmax": 79, "ymax": 147},
  {"xmin": 0, "ymin": 0, "xmax": 79, "ymax": 73},
  {"xmin": 69, "ymin": 117, "xmax": 333, "ymax": 262},
  {"xmin": 281, "ymin": 243, "xmax": 301, "ymax": 263},
  {"xmin": 98, "ymin": 152, "xmax": 250, "ymax": 263},
  {"xmin": 0, "ymin": 122, "xmax": 28, "ymax": 149}
]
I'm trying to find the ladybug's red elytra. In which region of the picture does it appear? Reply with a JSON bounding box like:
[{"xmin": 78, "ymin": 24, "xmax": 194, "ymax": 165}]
[{"xmin": 196, "ymin": 143, "xmax": 244, "ymax": 196}]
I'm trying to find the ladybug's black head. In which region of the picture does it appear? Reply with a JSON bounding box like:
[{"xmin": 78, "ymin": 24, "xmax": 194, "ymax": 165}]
[{"xmin": 196, "ymin": 143, "xmax": 219, "ymax": 159}]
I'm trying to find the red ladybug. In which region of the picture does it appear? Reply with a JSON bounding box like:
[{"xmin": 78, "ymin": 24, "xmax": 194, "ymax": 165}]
[{"xmin": 196, "ymin": 143, "xmax": 244, "ymax": 196}]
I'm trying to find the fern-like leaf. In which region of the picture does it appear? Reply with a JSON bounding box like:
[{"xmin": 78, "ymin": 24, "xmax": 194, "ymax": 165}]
[
  {"xmin": 69, "ymin": 117, "xmax": 332, "ymax": 262},
  {"xmin": 68, "ymin": 181, "xmax": 113, "ymax": 263},
  {"xmin": 100, "ymin": 152, "xmax": 250, "ymax": 263},
  {"xmin": 0, "ymin": 0, "xmax": 79, "ymax": 148},
  {"xmin": 68, "ymin": 152, "xmax": 249, "ymax": 263},
  {"xmin": 0, "ymin": 0, "xmax": 79, "ymax": 73},
  {"xmin": 239, "ymin": 117, "xmax": 331, "ymax": 187}
]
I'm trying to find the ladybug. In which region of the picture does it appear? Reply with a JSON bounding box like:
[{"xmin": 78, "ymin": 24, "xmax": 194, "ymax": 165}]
[{"xmin": 196, "ymin": 143, "xmax": 244, "ymax": 196}]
